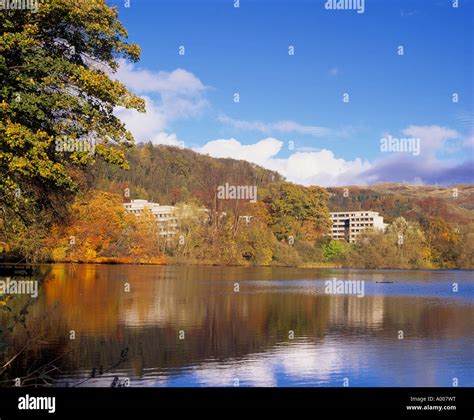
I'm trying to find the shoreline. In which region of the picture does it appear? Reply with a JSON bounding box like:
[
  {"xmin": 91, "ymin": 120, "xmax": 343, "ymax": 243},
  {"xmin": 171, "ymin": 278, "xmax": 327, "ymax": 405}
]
[{"xmin": 0, "ymin": 261, "xmax": 470, "ymax": 272}]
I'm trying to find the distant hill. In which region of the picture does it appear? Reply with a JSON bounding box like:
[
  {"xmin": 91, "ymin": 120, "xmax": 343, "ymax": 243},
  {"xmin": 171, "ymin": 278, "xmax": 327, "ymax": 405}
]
[
  {"xmin": 89, "ymin": 143, "xmax": 284, "ymax": 209},
  {"xmin": 29, "ymin": 145, "xmax": 472, "ymax": 268},
  {"xmin": 327, "ymin": 183, "xmax": 474, "ymax": 225},
  {"xmin": 90, "ymin": 144, "xmax": 474, "ymax": 226}
]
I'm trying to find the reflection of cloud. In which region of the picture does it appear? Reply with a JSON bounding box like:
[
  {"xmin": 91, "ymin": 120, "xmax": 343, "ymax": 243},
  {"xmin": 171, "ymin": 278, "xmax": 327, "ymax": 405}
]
[
  {"xmin": 189, "ymin": 340, "xmax": 367, "ymax": 386},
  {"xmin": 192, "ymin": 358, "xmax": 277, "ymax": 387},
  {"xmin": 278, "ymin": 343, "xmax": 344, "ymax": 381},
  {"xmin": 71, "ymin": 337, "xmax": 472, "ymax": 387}
]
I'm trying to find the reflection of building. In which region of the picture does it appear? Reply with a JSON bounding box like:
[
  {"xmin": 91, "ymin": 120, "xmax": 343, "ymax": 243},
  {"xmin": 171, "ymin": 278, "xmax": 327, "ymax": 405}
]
[
  {"xmin": 329, "ymin": 295, "xmax": 385, "ymax": 328},
  {"xmin": 123, "ymin": 199, "xmax": 178, "ymax": 238},
  {"xmin": 330, "ymin": 211, "xmax": 387, "ymax": 243}
]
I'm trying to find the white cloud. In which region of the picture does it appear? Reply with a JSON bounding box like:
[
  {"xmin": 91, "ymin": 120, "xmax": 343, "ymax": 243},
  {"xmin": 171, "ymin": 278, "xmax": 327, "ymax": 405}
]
[
  {"xmin": 115, "ymin": 61, "xmax": 207, "ymax": 96},
  {"xmin": 198, "ymin": 137, "xmax": 282, "ymax": 164},
  {"xmin": 115, "ymin": 96, "xmax": 167, "ymax": 141},
  {"xmin": 111, "ymin": 62, "xmax": 470, "ymax": 187},
  {"xmin": 196, "ymin": 124, "xmax": 472, "ymax": 186},
  {"xmin": 354, "ymin": 125, "xmax": 471, "ymax": 185},
  {"xmin": 196, "ymin": 137, "xmax": 371, "ymax": 186},
  {"xmin": 270, "ymin": 150, "xmax": 371, "ymax": 186},
  {"xmin": 464, "ymin": 135, "xmax": 474, "ymax": 149},
  {"xmin": 113, "ymin": 62, "xmax": 208, "ymax": 143},
  {"xmin": 401, "ymin": 125, "xmax": 460, "ymax": 155},
  {"xmin": 218, "ymin": 115, "xmax": 336, "ymax": 138},
  {"xmin": 150, "ymin": 132, "xmax": 182, "ymax": 146}
]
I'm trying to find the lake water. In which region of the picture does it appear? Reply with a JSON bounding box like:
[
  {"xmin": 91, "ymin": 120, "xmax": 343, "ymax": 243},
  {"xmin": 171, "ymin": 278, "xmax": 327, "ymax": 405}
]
[{"xmin": 2, "ymin": 264, "xmax": 473, "ymax": 387}]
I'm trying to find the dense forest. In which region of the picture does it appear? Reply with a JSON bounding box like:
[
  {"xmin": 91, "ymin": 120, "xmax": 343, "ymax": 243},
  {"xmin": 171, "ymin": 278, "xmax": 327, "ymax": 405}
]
[
  {"xmin": 327, "ymin": 184, "xmax": 474, "ymax": 269},
  {"xmin": 328, "ymin": 184, "xmax": 474, "ymax": 225},
  {"xmin": 90, "ymin": 143, "xmax": 284, "ymax": 209},
  {"xmin": 4, "ymin": 143, "xmax": 471, "ymax": 269}
]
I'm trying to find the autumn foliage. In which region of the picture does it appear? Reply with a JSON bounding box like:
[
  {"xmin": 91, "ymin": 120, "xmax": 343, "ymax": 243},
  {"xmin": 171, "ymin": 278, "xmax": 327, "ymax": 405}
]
[{"xmin": 44, "ymin": 191, "xmax": 166, "ymax": 264}]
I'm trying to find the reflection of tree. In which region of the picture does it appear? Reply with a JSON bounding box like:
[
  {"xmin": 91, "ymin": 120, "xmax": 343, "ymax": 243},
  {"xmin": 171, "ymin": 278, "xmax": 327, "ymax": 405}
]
[
  {"xmin": 381, "ymin": 297, "xmax": 474, "ymax": 339},
  {"xmin": 2, "ymin": 265, "xmax": 473, "ymax": 386},
  {"xmin": 0, "ymin": 267, "xmax": 69, "ymax": 387}
]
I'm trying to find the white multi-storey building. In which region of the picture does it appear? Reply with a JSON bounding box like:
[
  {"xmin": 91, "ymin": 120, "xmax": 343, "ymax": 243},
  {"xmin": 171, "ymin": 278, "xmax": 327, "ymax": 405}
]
[
  {"xmin": 123, "ymin": 199, "xmax": 178, "ymax": 238},
  {"xmin": 330, "ymin": 211, "xmax": 387, "ymax": 243},
  {"xmin": 124, "ymin": 199, "xmax": 256, "ymax": 238}
]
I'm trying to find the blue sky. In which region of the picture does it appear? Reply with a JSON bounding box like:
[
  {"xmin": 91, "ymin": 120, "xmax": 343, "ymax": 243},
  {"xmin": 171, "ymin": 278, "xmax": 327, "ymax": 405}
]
[{"xmin": 109, "ymin": 0, "xmax": 473, "ymax": 186}]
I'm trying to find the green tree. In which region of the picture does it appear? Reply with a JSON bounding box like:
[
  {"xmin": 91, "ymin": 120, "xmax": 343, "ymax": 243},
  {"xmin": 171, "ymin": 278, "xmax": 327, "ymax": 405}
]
[
  {"xmin": 0, "ymin": 0, "xmax": 144, "ymax": 257},
  {"xmin": 237, "ymin": 221, "xmax": 274, "ymax": 266},
  {"xmin": 350, "ymin": 218, "xmax": 432, "ymax": 269},
  {"xmin": 264, "ymin": 182, "xmax": 331, "ymax": 241},
  {"xmin": 322, "ymin": 240, "xmax": 351, "ymax": 263}
]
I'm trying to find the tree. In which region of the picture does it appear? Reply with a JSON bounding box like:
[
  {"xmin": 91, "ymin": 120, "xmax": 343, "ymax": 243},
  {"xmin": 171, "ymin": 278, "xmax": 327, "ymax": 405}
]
[
  {"xmin": 236, "ymin": 220, "xmax": 274, "ymax": 266},
  {"xmin": 272, "ymin": 241, "xmax": 302, "ymax": 266},
  {"xmin": 386, "ymin": 217, "xmax": 432, "ymax": 268},
  {"xmin": 45, "ymin": 191, "xmax": 132, "ymax": 261},
  {"xmin": 171, "ymin": 202, "xmax": 209, "ymax": 260},
  {"xmin": 0, "ymin": 0, "xmax": 144, "ymax": 257},
  {"xmin": 124, "ymin": 208, "xmax": 164, "ymax": 261},
  {"xmin": 44, "ymin": 190, "xmax": 165, "ymax": 263},
  {"xmin": 350, "ymin": 217, "xmax": 432, "ymax": 269},
  {"xmin": 420, "ymin": 216, "xmax": 460, "ymax": 267},
  {"xmin": 264, "ymin": 182, "xmax": 331, "ymax": 241},
  {"xmin": 322, "ymin": 240, "xmax": 351, "ymax": 263},
  {"xmin": 455, "ymin": 223, "xmax": 474, "ymax": 269},
  {"xmin": 349, "ymin": 230, "xmax": 398, "ymax": 269}
]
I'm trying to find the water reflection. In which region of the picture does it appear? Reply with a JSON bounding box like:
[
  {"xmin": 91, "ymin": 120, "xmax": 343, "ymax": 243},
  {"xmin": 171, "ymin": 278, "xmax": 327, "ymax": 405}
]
[{"xmin": 1, "ymin": 264, "xmax": 473, "ymax": 387}]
